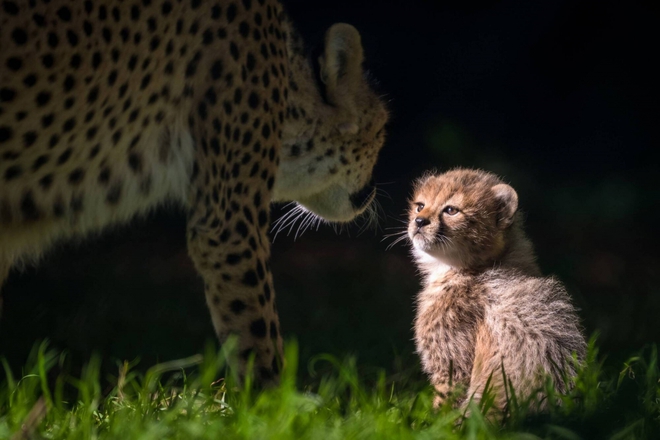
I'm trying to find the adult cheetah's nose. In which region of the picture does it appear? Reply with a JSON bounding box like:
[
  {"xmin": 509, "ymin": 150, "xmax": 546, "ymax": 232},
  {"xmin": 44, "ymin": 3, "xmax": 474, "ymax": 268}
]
[{"xmin": 415, "ymin": 217, "xmax": 430, "ymax": 228}]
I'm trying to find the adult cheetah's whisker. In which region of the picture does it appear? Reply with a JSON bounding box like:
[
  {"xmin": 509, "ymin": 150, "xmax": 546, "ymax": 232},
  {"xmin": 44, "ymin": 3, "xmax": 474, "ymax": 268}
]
[
  {"xmin": 272, "ymin": 205, "xmax": 305, "ymax": 242},
  {"xmin": 294, "ymin": 211, "xmax": 316, "ymax": 240},
  {"xmin": 285, "ymin": 208, "xmax": 308, "ymax": 237}
]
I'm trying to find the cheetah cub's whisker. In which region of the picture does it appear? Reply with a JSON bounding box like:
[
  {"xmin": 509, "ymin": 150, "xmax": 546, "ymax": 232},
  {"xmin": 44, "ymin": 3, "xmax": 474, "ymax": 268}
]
[{"xmin": 407, "ymin": 168, "xmax": 586, "ymax": 415}]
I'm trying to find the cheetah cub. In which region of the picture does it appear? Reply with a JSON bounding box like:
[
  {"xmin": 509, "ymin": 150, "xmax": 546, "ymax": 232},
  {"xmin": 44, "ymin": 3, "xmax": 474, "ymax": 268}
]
[{"xmin": 408, "ymin": 168, "xmax": 586, "ymax": 413}]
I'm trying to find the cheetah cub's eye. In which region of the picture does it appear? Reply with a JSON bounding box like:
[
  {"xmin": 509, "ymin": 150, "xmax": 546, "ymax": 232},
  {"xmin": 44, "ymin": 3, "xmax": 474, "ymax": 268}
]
[
  {"xmin": 443, "ymin": 206, "xmax": 459, "ymax": 215},
  {"xmin": 414, "ymin": 203, "xmax": 425, "ymax": 212}
]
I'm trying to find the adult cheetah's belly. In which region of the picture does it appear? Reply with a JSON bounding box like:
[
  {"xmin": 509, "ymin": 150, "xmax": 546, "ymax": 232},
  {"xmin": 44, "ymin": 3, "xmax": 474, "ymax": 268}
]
[{"xmin": 0, "ymin": 117, "xmax": 195, "ymax": 252}]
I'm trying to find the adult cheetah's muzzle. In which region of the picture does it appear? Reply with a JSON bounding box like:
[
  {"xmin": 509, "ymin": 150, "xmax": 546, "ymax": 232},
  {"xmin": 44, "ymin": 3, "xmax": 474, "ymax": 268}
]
[{"xmin": 349, "ymin": 178, "xmax": 376, "ymax": 210}]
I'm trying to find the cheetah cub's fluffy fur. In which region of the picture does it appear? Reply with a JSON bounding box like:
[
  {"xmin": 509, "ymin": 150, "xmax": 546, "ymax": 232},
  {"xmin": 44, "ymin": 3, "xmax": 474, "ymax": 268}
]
[{"xmin": 408, "ymin": 168, "xmax": 586, "ymax": 412}]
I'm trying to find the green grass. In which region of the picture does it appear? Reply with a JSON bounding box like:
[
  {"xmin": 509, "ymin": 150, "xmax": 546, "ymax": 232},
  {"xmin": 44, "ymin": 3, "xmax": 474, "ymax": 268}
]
[{"xmin": 1, "ymin": 339, "xmax": 658, "ymax": 439}]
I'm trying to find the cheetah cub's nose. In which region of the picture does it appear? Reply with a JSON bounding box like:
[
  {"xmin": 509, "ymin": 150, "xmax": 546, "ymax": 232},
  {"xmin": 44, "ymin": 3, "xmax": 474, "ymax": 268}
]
[{"xmin": 415, "ymin": 217, "xmax": 430, "ymax": 228}]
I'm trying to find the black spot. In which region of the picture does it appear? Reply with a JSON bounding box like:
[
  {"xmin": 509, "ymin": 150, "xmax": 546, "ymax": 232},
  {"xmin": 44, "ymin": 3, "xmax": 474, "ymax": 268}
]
[
  {"xmin": 264, "ymin": 283, "xmax": 271, "ymax": 301},
  {"xmin": 83, "ymin": 20, "xmax": 93, "ymax": 36},
  {"xmin": 2, "ymin": 1, "xmax": 19, "ymax": 15},
  {"xmin": 249, "ymin": 318, "xmax": 267, "ymax": 337},
  {"xmin": 53, "ymin": 201, "xmax": 65, "ymax": 217},
  {"xmin": 128, "ymin": 153, "xmax": 142, "ymax": 172},
  {"xmin": 56, "ymin": 6, "xmax": 72, "ymax": 21},
  {"xmin": 0, "ymin": 88, "xmax": 16, "ymax": 102},
  {"xmin": 87, "ymin": 86, "xmax": 99, "ymax": 103},
  {"xmin": 202, "ymin": 29, "xmax": 213, "ymax": 45},
  {"xmin": 92, "ymin": 52, "xmax": 102, "ymax": 69},
  {"xmin": 128, "ymin": 55, "xmax": 138, "ymax": 71},
  {"xmin": 230, "ymin": 42, "xmax": 239, "ymax": 60},
  {"xmin": 238, "ymin": 21, "xmax": 249, "ymax": 38},
  {"xmin": 118, "ymin": 27, "xmax": 129, "ymax": 42},
  {"xmin": 20, "ymin": 192, "xmax": 40, "ymax": 221},
  {"xmin": 4, "ymin": 165, "xmax": 21, "ymax": 181},
  {"xmin": 272, "ymin": 88, "xmax": 280, "ymax": 103},
  {"xmin": 112, "ymin": 130, "xmax": 122, "ymax": 145},
  {"xmin": 150, "ymin": 36, "xmax": 160, "ymax": 50},
  {"xmin": 189, "ymin": 21, "xmax": 199, "ymax": 35},
  {"xmin": 57, "ymin": 148, "xmax": 72, "ymax": 165},
  {"xmin": 226, "ymin": 3, "xmax": 237, "ymax": 22},
  {"xmin": 106, "ymin": 184, "xmax": 122, "ymax": 204},
  {"xmin": 208, "ymin": 3, "xmax": 221, "ymax": 18},
  {"xmin": 23, "ymin": 75, "xmax": 37, "ymax": 87},
  {"xmin": 140, "ymin": 73, "xmax": 151, "ymax": 89},
  {"xmin": 210, "ymin": 138, "xmax": 221, "ymax": 155},
  {"xmin": 98, "ymin": 167, "xmax": 111, "ymax": 184},
  {"xmin": 261, "ymin": 124, "xmax": 271, "ymax": 139},
  {"xmin": 11, "ymin": 28, "xmax": 27, "ymax": 45},
  {"xmin": 226, "ymin": 253, "xmax": 241, "ymax": 265},
  {"xmin": 197, "ymin": 102, "xmax": 208, "ymax": 120},
  {"xmin": 66, "ymin": 30, "xmax": 79, "ymax": 47},
  {"xmin": 258, "ymin": 210, "xmax": 268, "ymax": 227},
  {"xmin": 32, "ymin": 155, "xmax": 49, "ymax": 171},
  {"xmin": 270, "ymin": 322, "xmax": 278, "ymax": 339},
  {"xmin": 185, "ymin": 56, "xmax": 199, "ymax": 77},
  {"xmin": 108, "ymin": 70, "xmax": 118, "ymax": 86},
  {"xmin": 248, "ymin": 92, "xmax": 259, "ymax": 109},
  {"xmin": 131, "ymin": 5, "xmax": 140, "ymax": 20},
  {"xmin": 70, "ymin": 54, "xmax": 81, "ymax": 69},
  {"xmin": 48, "ymin": 135, "xmax": 59, "ymax": 148},
  {"xmin": 63, "ymin": 75, "xmax": 75, "ymax": 92},
  {"xmin": 7, "ymin": 57, "xmax": 22, "ymax": 71},
  {"xmin": 229, "ymin": 299, "xmax": 246, "ymax": 314},
  {"xmin": 68, "ymin": 168, "xmax": 85, "ymax": 185},
  {"xmin": 47, "ymin": 32, "xmax": 58, "ymax": 48},
  {"xmin": 39, "ymin": 174, "xmax": 54, "ymax": 190},
  {"xmin": 33, "ymin": 13, "xmax": 46, "ymax": 27},
  {"xmin": 63, "ymin": 118, "xmax": 76, "ymax": 132},
  {"xmin": 161, "ymin": 1, "xmax": 172, "ymax": 15},
  {"xmin": 23, "ymin": 131, "xmax": 37, "ymax": 147}
]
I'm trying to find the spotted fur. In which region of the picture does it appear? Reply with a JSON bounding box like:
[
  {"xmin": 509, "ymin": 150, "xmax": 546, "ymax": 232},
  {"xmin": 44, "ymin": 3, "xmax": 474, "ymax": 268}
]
[
  {"xmin": 0, "ymin": 0, "xmax": 388, "ymax": 383},
  {"xmin": 408, "ymin": 169, "xmax": 585, "ymax": 413}
]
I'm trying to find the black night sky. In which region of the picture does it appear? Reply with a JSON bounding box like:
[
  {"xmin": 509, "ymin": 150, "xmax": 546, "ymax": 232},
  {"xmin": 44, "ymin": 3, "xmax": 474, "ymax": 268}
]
[{"xmin": 1, "ymin": 0, "xmax": 657, "ymax": 375}]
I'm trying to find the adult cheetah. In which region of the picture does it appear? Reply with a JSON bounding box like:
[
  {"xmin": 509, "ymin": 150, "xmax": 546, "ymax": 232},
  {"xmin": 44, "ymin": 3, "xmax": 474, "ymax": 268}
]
[{"xmin": 0, "ymin": 0, "xmax": 388, "ymax": 383}]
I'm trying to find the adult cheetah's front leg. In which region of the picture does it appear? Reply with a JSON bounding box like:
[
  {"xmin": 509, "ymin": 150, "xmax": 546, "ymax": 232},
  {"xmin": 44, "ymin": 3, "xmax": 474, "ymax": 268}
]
[{"xmin": 186, "ymin": 120, "xmax": 282, "ymax": 384}]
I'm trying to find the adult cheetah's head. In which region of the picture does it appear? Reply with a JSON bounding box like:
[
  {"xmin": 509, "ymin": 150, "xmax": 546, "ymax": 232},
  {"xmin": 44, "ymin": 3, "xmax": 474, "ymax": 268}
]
[{"xmin": 273, "ymin": 23, "xmax": 389, "ymax": 223}]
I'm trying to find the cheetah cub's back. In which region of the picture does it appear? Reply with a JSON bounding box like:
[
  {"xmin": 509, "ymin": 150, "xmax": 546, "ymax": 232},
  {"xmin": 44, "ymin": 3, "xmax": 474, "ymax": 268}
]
[{"xmin": 408, "ymin": 168, "xmax": 586, "ymax": 413}]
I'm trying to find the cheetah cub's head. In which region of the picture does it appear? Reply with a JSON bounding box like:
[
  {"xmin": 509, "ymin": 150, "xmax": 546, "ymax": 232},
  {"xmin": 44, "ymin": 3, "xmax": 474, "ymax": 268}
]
[
  {"xmin": 273, "ymin": 24, "xmax": 389, "ymax": 223},
  {"xmin": 408, "ymin": 169, "xmax": 519, "ymax": 270}
]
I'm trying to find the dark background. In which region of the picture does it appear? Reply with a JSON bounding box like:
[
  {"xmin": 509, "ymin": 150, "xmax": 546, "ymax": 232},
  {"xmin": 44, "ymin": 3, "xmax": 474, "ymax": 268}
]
[{"xmin": 1, "ymin": 0, "xmax": 657, "ymax": 377}]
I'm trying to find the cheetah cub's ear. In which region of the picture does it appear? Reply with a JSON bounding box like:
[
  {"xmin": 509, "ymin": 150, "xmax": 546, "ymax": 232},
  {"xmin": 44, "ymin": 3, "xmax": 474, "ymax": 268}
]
[
  {"xmin": 319, "ymin": 23, "xmax": 364, "ymax": 134},
  {"xmin": 492, "ymin": 183, "xmax": 519, "ymax": 228}
]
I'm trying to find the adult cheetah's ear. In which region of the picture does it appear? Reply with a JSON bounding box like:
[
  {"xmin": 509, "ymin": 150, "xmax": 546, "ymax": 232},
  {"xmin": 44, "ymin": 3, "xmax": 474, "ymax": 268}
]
[
  {"xmin": 319, "ymin": 23, "xmax": 364, "ymax": 110},
  {"xmin": 491, "ymin": 184, "xmax": 518, "ymax": 228}
]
